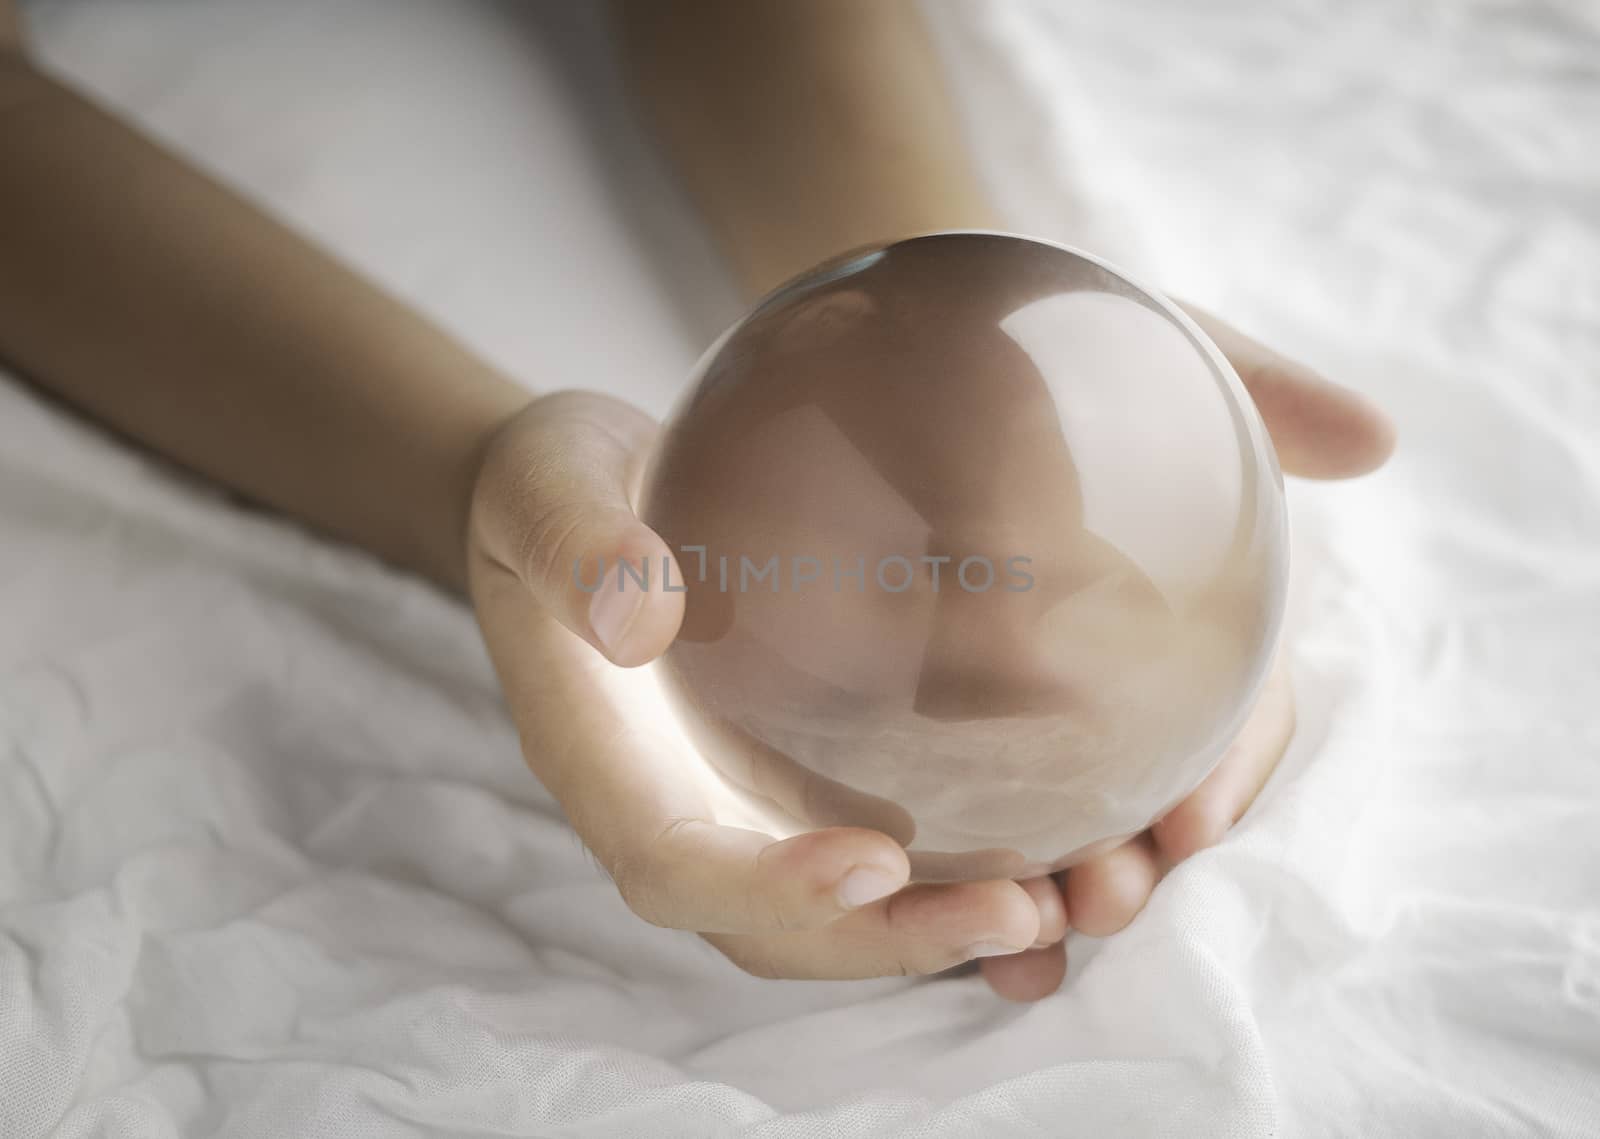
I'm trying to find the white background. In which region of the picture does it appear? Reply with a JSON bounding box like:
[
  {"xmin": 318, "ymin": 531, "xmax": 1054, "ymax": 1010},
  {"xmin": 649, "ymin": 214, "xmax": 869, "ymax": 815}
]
[{"xmin": 2, "ymin": 1, "xmax": 1597, "ymax": 1135}]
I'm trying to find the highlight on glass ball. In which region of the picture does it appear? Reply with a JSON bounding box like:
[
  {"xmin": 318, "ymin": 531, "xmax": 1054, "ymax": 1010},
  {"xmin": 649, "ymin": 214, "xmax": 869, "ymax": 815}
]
[{"xmin": 640, "ymin": 231, "xmax": 1288, "ymax": 882}]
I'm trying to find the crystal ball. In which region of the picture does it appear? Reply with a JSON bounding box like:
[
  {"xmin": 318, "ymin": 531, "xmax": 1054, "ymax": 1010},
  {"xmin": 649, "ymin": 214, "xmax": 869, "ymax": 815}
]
[{"xmin": 641, "ymin": 232, "xmax": 1287, "ymax": 881}]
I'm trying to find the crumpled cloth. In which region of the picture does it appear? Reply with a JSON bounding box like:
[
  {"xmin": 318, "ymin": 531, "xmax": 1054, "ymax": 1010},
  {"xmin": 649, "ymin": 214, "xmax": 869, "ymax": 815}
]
[{"xmin": 3, "ymin": 1, "xmax": 1597, "ymax": 1135}]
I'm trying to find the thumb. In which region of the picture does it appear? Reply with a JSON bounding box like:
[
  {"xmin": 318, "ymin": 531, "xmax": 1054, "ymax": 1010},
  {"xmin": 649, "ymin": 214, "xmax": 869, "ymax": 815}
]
[{"xmin": 471, "ymin": 392, "xmax": 684, "ymax": 667}]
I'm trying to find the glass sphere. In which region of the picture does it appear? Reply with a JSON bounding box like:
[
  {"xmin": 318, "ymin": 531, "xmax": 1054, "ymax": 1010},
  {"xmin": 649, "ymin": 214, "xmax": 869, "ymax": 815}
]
[{"xmin": 641, "ymin": 232, "xmax": 1287, "ymax": 881}]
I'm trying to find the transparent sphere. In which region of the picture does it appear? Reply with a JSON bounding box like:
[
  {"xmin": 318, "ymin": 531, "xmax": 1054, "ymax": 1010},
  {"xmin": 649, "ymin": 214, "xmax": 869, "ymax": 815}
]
[{"xmin": 641, "ymin": 232, "xmax": 1287, "ymax": 881}]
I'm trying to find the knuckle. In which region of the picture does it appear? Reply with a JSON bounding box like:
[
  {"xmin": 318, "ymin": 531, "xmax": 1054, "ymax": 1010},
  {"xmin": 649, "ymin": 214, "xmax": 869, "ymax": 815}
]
[
  {"xmin": 517, "ymin": 495, "xmax": 597, "ymax": 595},
  {"xmin": 711, "ymin": 936, "xmax": 784, "ymax": 980},
  {"xmin": 737, "ymin": 953, "xmax": 784, "ymax": 981},
  {"xmin": 752, "ymin": 892, "xmax": 794, "ymax": 934},
  {"xmin": 475, "ymin": 412, "xmax": 632, "ymax": 600},
  {"xmin": 747, "ymin": 844, "xmax": 800, "ymax": 933},
  {"xmin": 612, "ymin": 817, "xmax": 693, "ymax": 929},
  {"xmin": 608, "ymin": 846, "xmax": 670, "ymax": 928}
]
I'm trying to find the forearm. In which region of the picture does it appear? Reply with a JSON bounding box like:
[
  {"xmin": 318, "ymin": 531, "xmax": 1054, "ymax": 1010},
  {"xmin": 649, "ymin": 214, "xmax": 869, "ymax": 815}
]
[
  {"xmin": 0, "ymin": 47, "xmax": 527, "ymax": 591},
  {"xmin": 614, "ymin": 0, "xmax": 997, "ymax": 298}
]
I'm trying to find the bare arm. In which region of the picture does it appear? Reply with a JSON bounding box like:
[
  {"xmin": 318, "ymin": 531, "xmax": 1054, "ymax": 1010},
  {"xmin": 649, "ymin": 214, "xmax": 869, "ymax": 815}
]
[
  {"xmin": 0, "ymin": 11, "xmax": 527, "ymax": 590},
  {"xmin": 0, "ymin": 2, "xmax": 1395, "ymax": 1001},
  {"xmin": 614, "ymin": 0, "xmax": 996, "ymax": 298}
]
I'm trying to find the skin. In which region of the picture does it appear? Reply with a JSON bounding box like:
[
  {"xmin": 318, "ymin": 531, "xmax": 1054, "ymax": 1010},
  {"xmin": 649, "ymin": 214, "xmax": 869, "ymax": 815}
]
[{"xmin": 0, "ymin": 0, "xmax": 1393, "ymax": 1001}]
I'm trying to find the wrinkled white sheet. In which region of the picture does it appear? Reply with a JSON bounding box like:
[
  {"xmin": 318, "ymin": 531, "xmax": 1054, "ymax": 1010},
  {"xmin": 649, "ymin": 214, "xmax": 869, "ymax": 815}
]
[{"xmin": 3, "ymin": 1, "xmax": 1598, "ymax": 1135}]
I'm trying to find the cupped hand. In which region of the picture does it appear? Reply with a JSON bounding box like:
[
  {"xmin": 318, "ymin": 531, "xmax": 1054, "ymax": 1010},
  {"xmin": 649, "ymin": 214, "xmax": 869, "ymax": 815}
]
[
  {"xmin": 466, "ymin": 304, "xmax": 1394, "ymax": 999},
  {"xmin": 466, "ymin": 392, "xmax": 1043, "ymax": 981},
  {"xmin": 979, "ymin": 305, "xmax": 1395, "ymax": 1002}
]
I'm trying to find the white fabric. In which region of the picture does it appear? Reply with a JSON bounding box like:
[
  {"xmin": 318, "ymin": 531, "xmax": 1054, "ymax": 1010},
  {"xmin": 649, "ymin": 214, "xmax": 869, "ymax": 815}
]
[{"xmin": 3, "ymin": 0, "xmax": 1598, "ymax": 1135}]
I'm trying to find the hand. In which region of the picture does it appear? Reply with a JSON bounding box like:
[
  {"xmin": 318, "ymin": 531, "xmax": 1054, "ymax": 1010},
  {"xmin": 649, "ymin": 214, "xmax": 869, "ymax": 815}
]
[
  {"xmin": 979, "ymin": 306, "xmax": 1396, "ymax": 1002},
  {"xmin": 466, "ymin": 304, "xmax": 1395, "ymax": 993},
  {"xmin": 466, "ymin": 392, "xmax": 1046, "ymax": 980}
]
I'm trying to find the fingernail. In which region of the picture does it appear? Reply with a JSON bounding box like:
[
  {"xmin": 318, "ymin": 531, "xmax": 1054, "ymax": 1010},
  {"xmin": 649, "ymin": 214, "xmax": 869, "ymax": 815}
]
[
  {"xmin": 835, "ymin": 866, "xmax": 903, "ymax": 909},
  {"xmin": 589, "ymin": 561, "xmax": 645, "ymax": 657},
  {"xmin": 966, "ymin": 941, "xmax": 1023, "ymax": 959}
]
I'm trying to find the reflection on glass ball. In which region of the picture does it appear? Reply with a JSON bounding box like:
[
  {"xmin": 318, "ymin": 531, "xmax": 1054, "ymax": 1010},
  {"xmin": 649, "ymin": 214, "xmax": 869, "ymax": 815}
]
[{"xmin": 641, "ymin": 232, "xmax": 1287, "ymax": 882}]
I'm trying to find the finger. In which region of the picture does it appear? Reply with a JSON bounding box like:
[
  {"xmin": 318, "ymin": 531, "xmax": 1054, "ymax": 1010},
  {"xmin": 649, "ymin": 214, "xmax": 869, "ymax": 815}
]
[
  {"xmin": 609, "ymin": 821, "xmax": 911, "ymax": 934},
  {"xmin": 472, "ymin": 556, "xmax": 915, "ymax": 934},
  {"xmin": 705, "ymin": 878, "xmax": 1039, "ymax": 980},
  {"xmin": 467, "ymin": 427, "xmax": 918, "ymax": 939},
  {"xmin": 472, "ymin": 391, "xmax": 683, "ymax": 666},
  {"xmin": 489, "ymin": 651, "xmax": 910, "ymax": 935},
  {"xmin": 1061, "ymin": 833, "xmax": 1162, "ymax": 937},
  {"xmin": 980, "ymin": 942, "xmax": 1068, "ymax": 1003},
  {"xmin": 487, "ymin": 637, "xmax": 910, "ymax": 933},
  {"xmin": 1153, "ymin": 662, "xmax": 1295, "ymax": 864},
  {"xmin": 1017, "ymin": 875, "xmax": 1068, "ymax": 948},
  {"xmin": 1178, "ymin": 303, "xmax": 1396, "ymax": 479}
]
